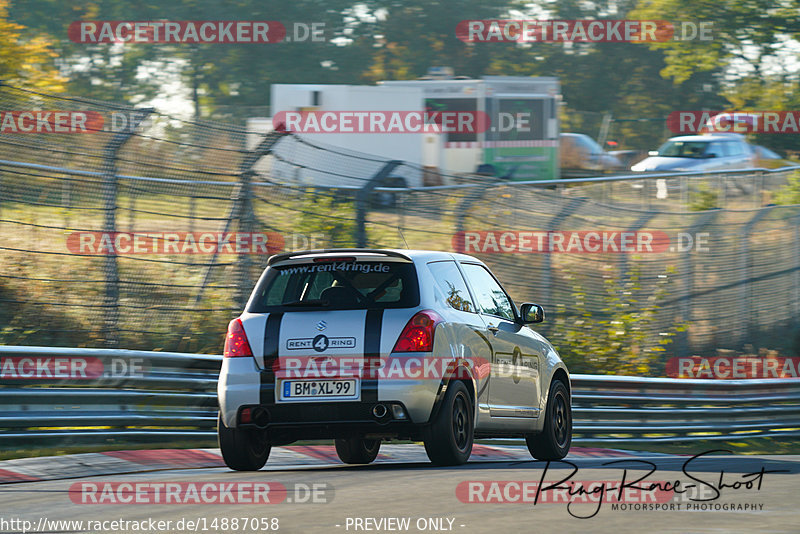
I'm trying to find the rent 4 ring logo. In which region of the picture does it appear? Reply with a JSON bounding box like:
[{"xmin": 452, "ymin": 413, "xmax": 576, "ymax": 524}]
[{"xmin": 456, "ymin": 20, "xmax": 713, "ymax": 43}]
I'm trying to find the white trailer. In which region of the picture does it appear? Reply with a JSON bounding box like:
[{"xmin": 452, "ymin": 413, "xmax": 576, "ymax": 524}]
[
  {"xmin": 248, "ymin": 76, "xmax": 560, "ymax": 185},
  {"xmin": 259, "ymin": 84, "xmax": 424, "ymax": 187}
]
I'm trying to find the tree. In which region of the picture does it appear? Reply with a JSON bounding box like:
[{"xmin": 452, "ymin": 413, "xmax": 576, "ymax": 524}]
[
  {"xmin": 9, "ymin": 0, "xmax": 380, "ymax": 120},
  {"xmin": 0, "ymin": 0, "xmax": 64, "ymax": 90},
  {"xmin": 482, "ymin": 0, "xmax": 729, "ymax": 149},
  {"xmin": 630, "ymin": 0, "xmax": 800, "ymax": 85},
  {"xmin": 362, "ymin": 0, "xmax": 511, "ymax": 81}
]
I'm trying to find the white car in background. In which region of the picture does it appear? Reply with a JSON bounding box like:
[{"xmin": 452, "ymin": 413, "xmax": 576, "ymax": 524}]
[
  {"xmin": 632, "ymin": 134, "xmax": 755, "ymax": 172},
  {"xmin": 217, "ymin": 249, "xmax": 571, "ymax": 469}
]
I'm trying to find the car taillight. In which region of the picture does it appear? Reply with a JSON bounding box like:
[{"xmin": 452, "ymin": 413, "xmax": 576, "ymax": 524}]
[
  {"xmin": 224, "ymin": 318, "xmax": 253, "ymax": 358},
  {"xmin": 393, "ymin": 310, "xmax": 443, "ymax": 352}
]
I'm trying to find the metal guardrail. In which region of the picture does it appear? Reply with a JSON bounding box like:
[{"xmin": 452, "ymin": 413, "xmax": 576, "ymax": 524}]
[
  {"xmin": 1, "ymin": 346, "xmax": 799, "ymax": 444},
  {"xmin": 571, "ymin": 374, "xmax": 800, "ymax": 442}
]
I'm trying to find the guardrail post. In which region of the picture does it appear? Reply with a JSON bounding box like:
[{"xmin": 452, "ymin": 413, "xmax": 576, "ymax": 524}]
[
  {"xmin": 354, "ymin": 160, "xmax": 403, "ymax": 247},
  {"xmin": 100, "ymin": 109, "xmax": 153, "ymax": 348}
]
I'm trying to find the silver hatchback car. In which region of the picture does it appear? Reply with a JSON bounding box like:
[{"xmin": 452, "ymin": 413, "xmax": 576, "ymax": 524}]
[{"xmin": 217, "ymin": 249, "xmax": 571, "ymax": 469}]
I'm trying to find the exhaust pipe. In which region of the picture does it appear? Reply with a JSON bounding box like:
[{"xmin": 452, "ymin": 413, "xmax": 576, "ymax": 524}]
[
  {"xmin": 251, "ymin": 407, "xmax": 271, "ymax": 428},
  {"xmin": 372, "ymin": 404, "xmax": 388, "ymax": 419}
]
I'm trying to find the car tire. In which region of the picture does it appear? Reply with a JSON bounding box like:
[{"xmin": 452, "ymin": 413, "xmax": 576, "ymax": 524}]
[
  {"xmin": 526, "ymin": 380, "xmax": 571, "ymax": 460},
  {"xmin": 217, "ymin": 413, "xmax": 271, "ymax": 471},
  {"xmin": 423, "ymin": 381, "xmax": 474, "ymax": 466},
  {"xmin": 334, "ymin": 438, "xmax": 381, "ymax": 464}
]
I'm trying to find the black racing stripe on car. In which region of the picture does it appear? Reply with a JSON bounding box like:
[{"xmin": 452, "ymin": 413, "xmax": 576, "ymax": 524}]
[
  {"xmin": 260, "ymin": 312, "xmax": 283, "ymax": 406},
  {"xmin": 361, "ymin": 309, "xmax": 384, "ymax": 404}
]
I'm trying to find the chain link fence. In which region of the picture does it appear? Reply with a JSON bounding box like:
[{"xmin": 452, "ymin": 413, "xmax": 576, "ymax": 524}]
[{"xmin": 1, "ymin": 83, "xmax": 799, "ymax": 365}]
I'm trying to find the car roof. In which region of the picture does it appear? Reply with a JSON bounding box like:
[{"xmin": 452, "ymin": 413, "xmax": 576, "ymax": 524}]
[
  {"xmin": 267, "ymin": 248, "xmax": 482, "ymax": 266},
  {"xmin": 666, "ymin": 134, "xmax": 746, "ymax": 142}
]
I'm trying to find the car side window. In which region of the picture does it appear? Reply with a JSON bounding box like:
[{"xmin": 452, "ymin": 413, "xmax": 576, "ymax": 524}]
[
  {"xmin": 427, "ymin": 261, "xmax": 475, "ymax": 312},
  {"xmin": 706, "ymin": 142, "xmax": 724, "ymax": 157},
  {"xmin": 460, "ymin": 263, "xmax": 515, "ymax": 321},
  {"xmin": 738, "ymin": 142, "xmax": 751, "ymax": 155}
]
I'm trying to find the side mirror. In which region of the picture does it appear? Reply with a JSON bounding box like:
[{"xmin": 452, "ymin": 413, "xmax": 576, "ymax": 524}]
[
  {"xmin": 648, "ymin": 150, "xmax": 659, "ymax": 156},
  {"xmin": 519, "ymin": 303, "xmax": 545, "ymax": 324}
]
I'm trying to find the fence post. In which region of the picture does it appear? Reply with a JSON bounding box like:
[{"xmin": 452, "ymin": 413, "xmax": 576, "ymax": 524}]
[
  {"xmin": 100, "ymin": 109, "xmax": 153, "ymax": 348},
  {"xmin": 739, "ymin": 207, "xmax": 772, "ymax": 347},
  {"xmin": 676, "ymin": 210, "xmax": 717, "ymax": 356},
  {"xmin": 795, "ymin": 214, "xmax": 800, "ymax": 323},
  {"xmin": 233, "ymin": 167, "xmax": 256, "ymax": 309},
  {"xmin": 542, "ymin": 197, "xmax": 585, "ymax": 315},
  {"xmin": 354, "ymin": 160, "xmax": 403, "ymax": 248},
  {"xmin": 453, "ymin": 183, "xmax": 498, "ymax": 239},
  {"xmin": 61, "ymin": 178, "xmax": 71, "ymax": 228},
  {"xmin": 128, "ymin": 191, "xmax": 135, "ymax": 232},
  {"xmin": 618, "ymin": 212, "xmax": 656, "ymax": 278},
  {"xmin": 192, "ymin": 129, "xmax": 289, "ymax": 312}
]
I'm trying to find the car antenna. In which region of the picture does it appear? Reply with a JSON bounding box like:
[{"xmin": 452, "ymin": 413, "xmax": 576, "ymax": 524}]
[{"xmin": 397, "ymin": 227, "xmax": 409, "ymax": 249}]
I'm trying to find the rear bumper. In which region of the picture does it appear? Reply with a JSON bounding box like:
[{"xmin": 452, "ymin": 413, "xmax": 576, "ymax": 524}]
[
  {"xmin": 236, "ymin": 402, "xmax": 423, "ymax": 441},
  {"xmin": 218, "ymin": 356, "xmax": 440, "ymax": 430}
]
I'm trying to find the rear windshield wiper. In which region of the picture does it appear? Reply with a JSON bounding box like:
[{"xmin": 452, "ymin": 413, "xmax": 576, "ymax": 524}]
[{"xmin": 282, "ymin": 299, "xmax": 330, "ymax": 307}]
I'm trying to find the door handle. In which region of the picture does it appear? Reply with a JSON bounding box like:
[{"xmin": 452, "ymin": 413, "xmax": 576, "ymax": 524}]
[{"xmin": 488, "ymin": 325, "xmax": 499, "ymax": 334}]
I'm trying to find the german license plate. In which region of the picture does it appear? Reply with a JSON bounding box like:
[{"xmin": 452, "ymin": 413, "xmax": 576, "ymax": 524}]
[{"xmin": 278, "ymin": 379, "xmax": 359, "ymax": 401}]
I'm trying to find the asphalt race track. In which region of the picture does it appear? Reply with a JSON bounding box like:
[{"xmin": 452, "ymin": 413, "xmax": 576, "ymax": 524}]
[{"xmin": 0, "ymin": 445, "xmax": 798, "ymax": 534}]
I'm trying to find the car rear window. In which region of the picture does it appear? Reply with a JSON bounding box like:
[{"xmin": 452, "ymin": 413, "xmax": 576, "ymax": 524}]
[
  {"xmin": 658, "ymin": 140, "xmax": 710, "ymax": 158},
  {"xmin": 247, "ymin": 260, "xmax": 420, "ymax": 312}
]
